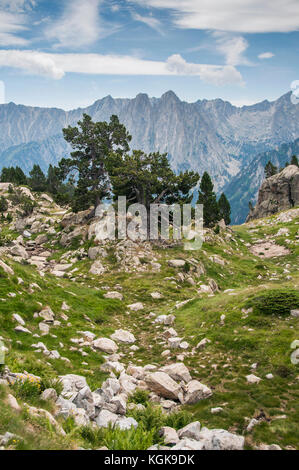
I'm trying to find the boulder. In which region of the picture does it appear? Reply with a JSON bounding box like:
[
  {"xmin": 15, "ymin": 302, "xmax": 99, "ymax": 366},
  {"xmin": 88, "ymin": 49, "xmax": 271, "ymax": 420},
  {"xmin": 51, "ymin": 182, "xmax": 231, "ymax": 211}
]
[
  {"xmin": 0, "ymin": 260, "xmax": 14, "ymax": 276},
  {"xmin": 247, "ymin": 165, "xmax": 299, "ymax": 221},
  {"xmin": 111, "ymin": 329, "xmax": 136, "ymax": 344},
  {"xmin": 197, "ymin": 427, "xmax": 244, "ymax": 450},
  {"xmin": 96, "ymin": 409, "xmax": 118, "ymax": 428},
  {"xmin": 159, "ymin": 426, "xmax": 179, "ymax": 444},
  {"xmin": 178, "ymin": 421, "xmax": 201, "ymax": 441},
  {"xmin": 184, "ymin": 380, "xmax": 213, "ymax": 404},
  {"xmin": 89, "ymin": 260, "xmax": 105, "ymax": 275},
  {"xmin": 128, "ymin": 302, "xmax": 144, "ymax": 311},
  {"xmin": 145, "ymin": 372, "xmax": 182, "ymax": 401},
  {"xmin": 39, "ymin": 306, "xmax": 55, "ymax": 323},
  {"xmin": 160, "ymin": 363, "xmax": 192, "ymax": 383},
  {"xmin": 104, "ymin": 291, "xmax": 123, "ymax": 301},
  {"xmin": 93, "ymin": 338, "xmax": 118, "ymax": 354},
  {"xmin": 168, "ymin": 259, "xmax": 186, "ymax": 268}
]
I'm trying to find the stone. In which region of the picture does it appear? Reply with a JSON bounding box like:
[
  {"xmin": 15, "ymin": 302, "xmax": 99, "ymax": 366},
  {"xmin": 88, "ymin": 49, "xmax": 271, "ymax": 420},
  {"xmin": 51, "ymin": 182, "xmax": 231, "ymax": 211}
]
[
  {"xmin": 178, "ymin": 421, "xmax": 201, "ymax": 441},
  {"xmin": 39, "ymin": 306, "xmax": 55, "ymax": 323},
  {"xmin": 96, "ymin": 409, "xmax": 118, "ymax": 428},
  {"xmin": 247, "ymin": 165, "xmax": 299, "ymax": 221},
  {"xmin": 246, "ymin": 374, "xmax": 262, "ymax": 384},
  {"xmin": 39, "ymin": 322, "xmax": 50, "ymax": 335},
  {"xmin": 93, "ymin": 338, "xmax": 118, "ymax": 354},
  {"xmin": 155, "ymin": 314, "xmax": 175, "ymax": 325},
  {"xmin": 10, "ymin": 244, "xmax": 29, "ymax": 259},
  {"xmin": 6, "ymin": 394, "xmax": 21, "ymax": 412},
  {"xmin": 163, "ymin": 328, "xmax": 177, "ymax": 339},
  {"xmin": 0, "ymin": 432, "xmax": 20, "ymax": 446},
  {"xmin": 41, "ymin": 388, "xmax": 58, "ymax": 401},
  {"xmin": 168, "ymin": 337, "xmax": 182, "ymax": 349},
  {"xmin": 27, "ymin": 405, "xmax": 66, "ymax": 436},
  {"xmin": 14, "ymin": 325, "xmax": 31, "ymax": 334},
  {"xmin": 290, "ymin": 309, "xmax": 299, "ymax": 318},
  {"xmin": 246, "ymin": 418, "xmax": 259, "ymax": 432},
  {"xmin": 0, "ymin": 260, "xmax": 14, "ymax": 276},
  {"xmin": 184, "ymin": 380, "xmax": 213, "ymax": 404},
  {"xmin": 12, "ymin": 314, "xmax": 25, "ymax": 326},
  {"xmin": 104, "ymin": 291, "xmax": 123, "ymax": 301},
  {"xmin": 128, "ymin": 302, "xmax": 144, "ymax": 311},
  {"xmin": 145, "ymin": 372, "xmax": 182, "ymax": 400},
  {"xmin": 168, "ymin": 259, "xmax": 186, "ymax": 268},
  {"xmin": 266, "ymin": 373, "xmax": 274, "ymax": 380},
  {"xmin": 111, "ymin": 329, "xmax": 136, "ymax": 344},
  {"xmin": 211, "ymin": 407, "xmax": 223, "ymax": 414},
  {"xmin": 198, "ymin": 427, "xmax": 244, "ymax": 450},
  {"xmin": 89, "ymin": 260, "xmax": 105, "ymax": 275},
  {"xmin": 172, "ymin": 439, "xmax": 204, "ymax": 450},
  {"xmin": 61, "ymin": 302, "xmax": 70, "ymax": 311},
  {"xmin": 196, "ymin": 338, "xmax": 211, "ymax": 349},
  {"xmin": 151, "ymin": 292, "xmax": 163, "ymax": 299},
  {"xmin": 111, "ymin": 395, "xmax": 127, "ymax": 415},
  {"xmin": 160, "ymin": 363, "xmax": 192, "ymax": 383},
  {"xmin": 160, "ymin": 426, "xmax": 179, "ymax": 444}
]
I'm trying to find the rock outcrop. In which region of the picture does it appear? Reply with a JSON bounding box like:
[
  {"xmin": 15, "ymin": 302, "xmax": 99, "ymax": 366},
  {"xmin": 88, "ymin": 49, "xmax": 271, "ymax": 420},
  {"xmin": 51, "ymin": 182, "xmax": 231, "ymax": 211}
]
[{"xmin": 247, "ymin": 165, "xmax": 299, "ymax": 221}]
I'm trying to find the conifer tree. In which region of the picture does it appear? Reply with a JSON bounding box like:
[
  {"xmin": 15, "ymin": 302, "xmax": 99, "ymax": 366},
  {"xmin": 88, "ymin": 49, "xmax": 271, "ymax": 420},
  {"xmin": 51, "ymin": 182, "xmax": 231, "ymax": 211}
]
[
  {"xmin": 29, "ymin": 164, "xmax": 47, "ymax": 192},
  {"xmin": 264, "ymin": 161, "xmax": 278, "ymax": 178},
  {"xmin": 218, "ymin": 193, "xmax": 231, "ymax": 225},
  {"xmin": 290, "ymin": 155, "xmax": 299, "ymax": 167},
  {"xmin": 197, "ymin": 171, "xmax": 219, "ymax": 227}
]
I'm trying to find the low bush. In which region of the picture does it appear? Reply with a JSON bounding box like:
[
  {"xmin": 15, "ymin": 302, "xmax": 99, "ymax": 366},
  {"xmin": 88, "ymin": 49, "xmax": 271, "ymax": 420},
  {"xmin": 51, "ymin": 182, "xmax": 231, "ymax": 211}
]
[{"xmin": 246, "ymin": 288, "xmax": 299, "ymax": 316}]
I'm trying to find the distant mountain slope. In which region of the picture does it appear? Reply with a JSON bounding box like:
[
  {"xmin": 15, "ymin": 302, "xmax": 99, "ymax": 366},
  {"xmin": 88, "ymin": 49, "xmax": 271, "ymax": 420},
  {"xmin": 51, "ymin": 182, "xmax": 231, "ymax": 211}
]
[
  {"xmin": 1, "ymin": 91, "xmax": 299, "ymax": 195},
  {"xmin": 225, "ymin": 138, "xmax": 299, "ymax": 224}
]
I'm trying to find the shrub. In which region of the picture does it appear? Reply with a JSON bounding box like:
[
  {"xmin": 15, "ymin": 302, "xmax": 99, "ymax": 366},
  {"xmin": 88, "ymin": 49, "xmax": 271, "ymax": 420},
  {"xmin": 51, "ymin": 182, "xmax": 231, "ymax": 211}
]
[
  {"xmin": 12, "ymin": 378, "xmax": 41, "ymax": 400},
  {"xmin": 103, "ymin": 424, "xmax": 155, "ymax": 450},
  {"xmin": 128, "ymin": 388, "xmax": 150, "ymax": 406},
  {"xmin": 246, "ymin": 288, "xmax": 299, "ymax": 316}
]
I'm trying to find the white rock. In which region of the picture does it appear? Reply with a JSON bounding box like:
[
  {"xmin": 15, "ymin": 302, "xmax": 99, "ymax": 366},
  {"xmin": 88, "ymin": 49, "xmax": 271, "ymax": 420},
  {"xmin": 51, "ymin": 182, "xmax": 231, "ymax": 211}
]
[
  {"xmin": 12, "ymin": 314, "xmax": 25, "ymax": 326},
  {"xmin": 145, "ymin": 372, "xmax": 182, "ymax": 401},
  {"xmin": 198, "ymin": 428, "xmax": 244, "ymax": 450},
  {"xmin": 14, "ymin": 325, "xmax": 31, "ymax": 334},
  {"xmin": 128, "ymin": 302, "xmax": 144, "ymax": 311},
  {"xmin": 246, "ymin": 374, "xmax": 262, "ymax": 384},
  {"xmin": 160, "ymin": 363, "xmax": 192, "ymax": 383},
  {"xmin": 184, "ymin": 380, "xmax": 213, "ymax": 404},
  {"xmin": 178, "ymin": 421, "xmax": 201, "ymax": 440},
  {"xmin": 93, "ymin": 338, "xmax": 118, "ymax": 354},
  {"xmin": 160, "ymin": 426, "xmax": 179, "ymax": 444},
  {"xmin": 96, "ymin": 410, "xmax": 118, "ymax": 428},
  {"xmin": 0, "ymin": 260, "xmax": 14, "ymax": 276},
  {"xmin": 211, "ymin": 407, "xmax": 223, "ymax": 414},
  {"xmin": 111, "ymin": 329, "xmax": 136, "ymax": 344},
  {"xmin": 104, "ymin": 292, "xmax": 123, "ymax": 301},
  {"xmin": 116, "ymin": 417, "xmax": 138, "ymax": 430},
  {"xmin": 168, "ymin": 259, "xmax": 186, "ymax": 268}
]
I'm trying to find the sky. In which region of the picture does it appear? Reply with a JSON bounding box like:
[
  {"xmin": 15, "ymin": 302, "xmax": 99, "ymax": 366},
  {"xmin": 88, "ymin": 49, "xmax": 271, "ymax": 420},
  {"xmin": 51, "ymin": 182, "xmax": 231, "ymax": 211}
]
[{"xmin": 0, "ymin": 0, "xmax": 298, "ymax": 109}]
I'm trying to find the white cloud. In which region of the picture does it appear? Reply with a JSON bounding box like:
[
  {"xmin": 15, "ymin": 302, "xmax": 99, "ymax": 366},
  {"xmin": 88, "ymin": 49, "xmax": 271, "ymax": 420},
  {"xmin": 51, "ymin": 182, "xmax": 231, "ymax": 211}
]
[
  {"xmin": 166, "ymin": 54, "xmax": 244, "ymax": 85},
  {"xmin": 45, "ymin": 0, "xmax": 102, "ymax": 48},
  {"xmin": 213, "ymin": 33, "xmax": 250, "ymax": 66},
  {"xmin": 0, "ymin": 50, "xmax": 64, "ymax": 79},
  {"xmin": 258, "ymin": 52, "xmax": 275, "ymax": 59},
  {"xmin": 131, "ymin": 0, "xmax": 299, "ymax": 33},
  {"xmin": 131, "ymin": 12, "xmax": 164, "ymax": 34},
  {"xmin": 0, "ymin": 10, "xmax": 29, "ymax": 46},
  {"xmin": 0, "ymin": 49, "xmax": 244, "ymax": 86}
]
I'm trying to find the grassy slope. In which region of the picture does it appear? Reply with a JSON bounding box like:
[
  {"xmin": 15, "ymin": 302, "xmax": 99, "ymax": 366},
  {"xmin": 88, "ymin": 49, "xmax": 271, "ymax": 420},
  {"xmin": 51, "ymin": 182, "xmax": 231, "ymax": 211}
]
[{"xmin": 0, "ymin": 208, "xmax": 298, "ymax": 449}]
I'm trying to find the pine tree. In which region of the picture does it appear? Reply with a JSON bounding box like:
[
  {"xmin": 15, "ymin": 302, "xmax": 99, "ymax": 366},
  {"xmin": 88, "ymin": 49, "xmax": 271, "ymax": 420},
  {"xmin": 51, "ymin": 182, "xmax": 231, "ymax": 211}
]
[
  {"xmin": 60, "ymin": 114, "xmax": 131, "ymax": 212},
  {"xmin": 218, "ymin": 193, "xmax": 231, "ymax": 225},
  {"xmin": 108, "ymin": 150, "xmax": 199, "ymax": 238},
  {"xmin": 29, "ymin": 165, "xmax": 47, "ymax": 192},
  {"xmin": 290, "ymin": 155, "xmax": 299, "ymax": 167},
  {"xmin": 197, "ymin": 172, "xmax": 219, "ymax": 227},
  {"xmin": 264, "ymin": 161, "xmax": 278, "ymax": 178}
]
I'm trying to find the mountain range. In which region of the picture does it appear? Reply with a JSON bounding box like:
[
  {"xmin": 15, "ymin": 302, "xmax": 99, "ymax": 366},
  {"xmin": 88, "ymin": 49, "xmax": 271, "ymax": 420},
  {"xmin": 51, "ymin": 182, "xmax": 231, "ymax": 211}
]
[{"xmin": 0, "ymin": 90, "xmax": 299, "ymax": 223}]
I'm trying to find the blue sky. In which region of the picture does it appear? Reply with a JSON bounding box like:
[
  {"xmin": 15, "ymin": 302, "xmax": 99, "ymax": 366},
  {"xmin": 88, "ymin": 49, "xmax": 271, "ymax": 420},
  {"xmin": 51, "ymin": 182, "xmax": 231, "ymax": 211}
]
[{"xmin": 0, "ymin": 0, "xmax": 298, "ymax": 109}]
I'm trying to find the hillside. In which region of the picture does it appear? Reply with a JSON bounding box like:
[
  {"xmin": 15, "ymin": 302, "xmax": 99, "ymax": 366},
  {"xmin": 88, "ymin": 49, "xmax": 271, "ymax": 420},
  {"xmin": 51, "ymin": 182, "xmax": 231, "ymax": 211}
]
[
  {"xmin": 1, "ymin": 91, "xmax": 299, "ymax": 199},
  {"xmin": 0, "ymin": 183, "xmax": 298, "ymax": 450}
]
